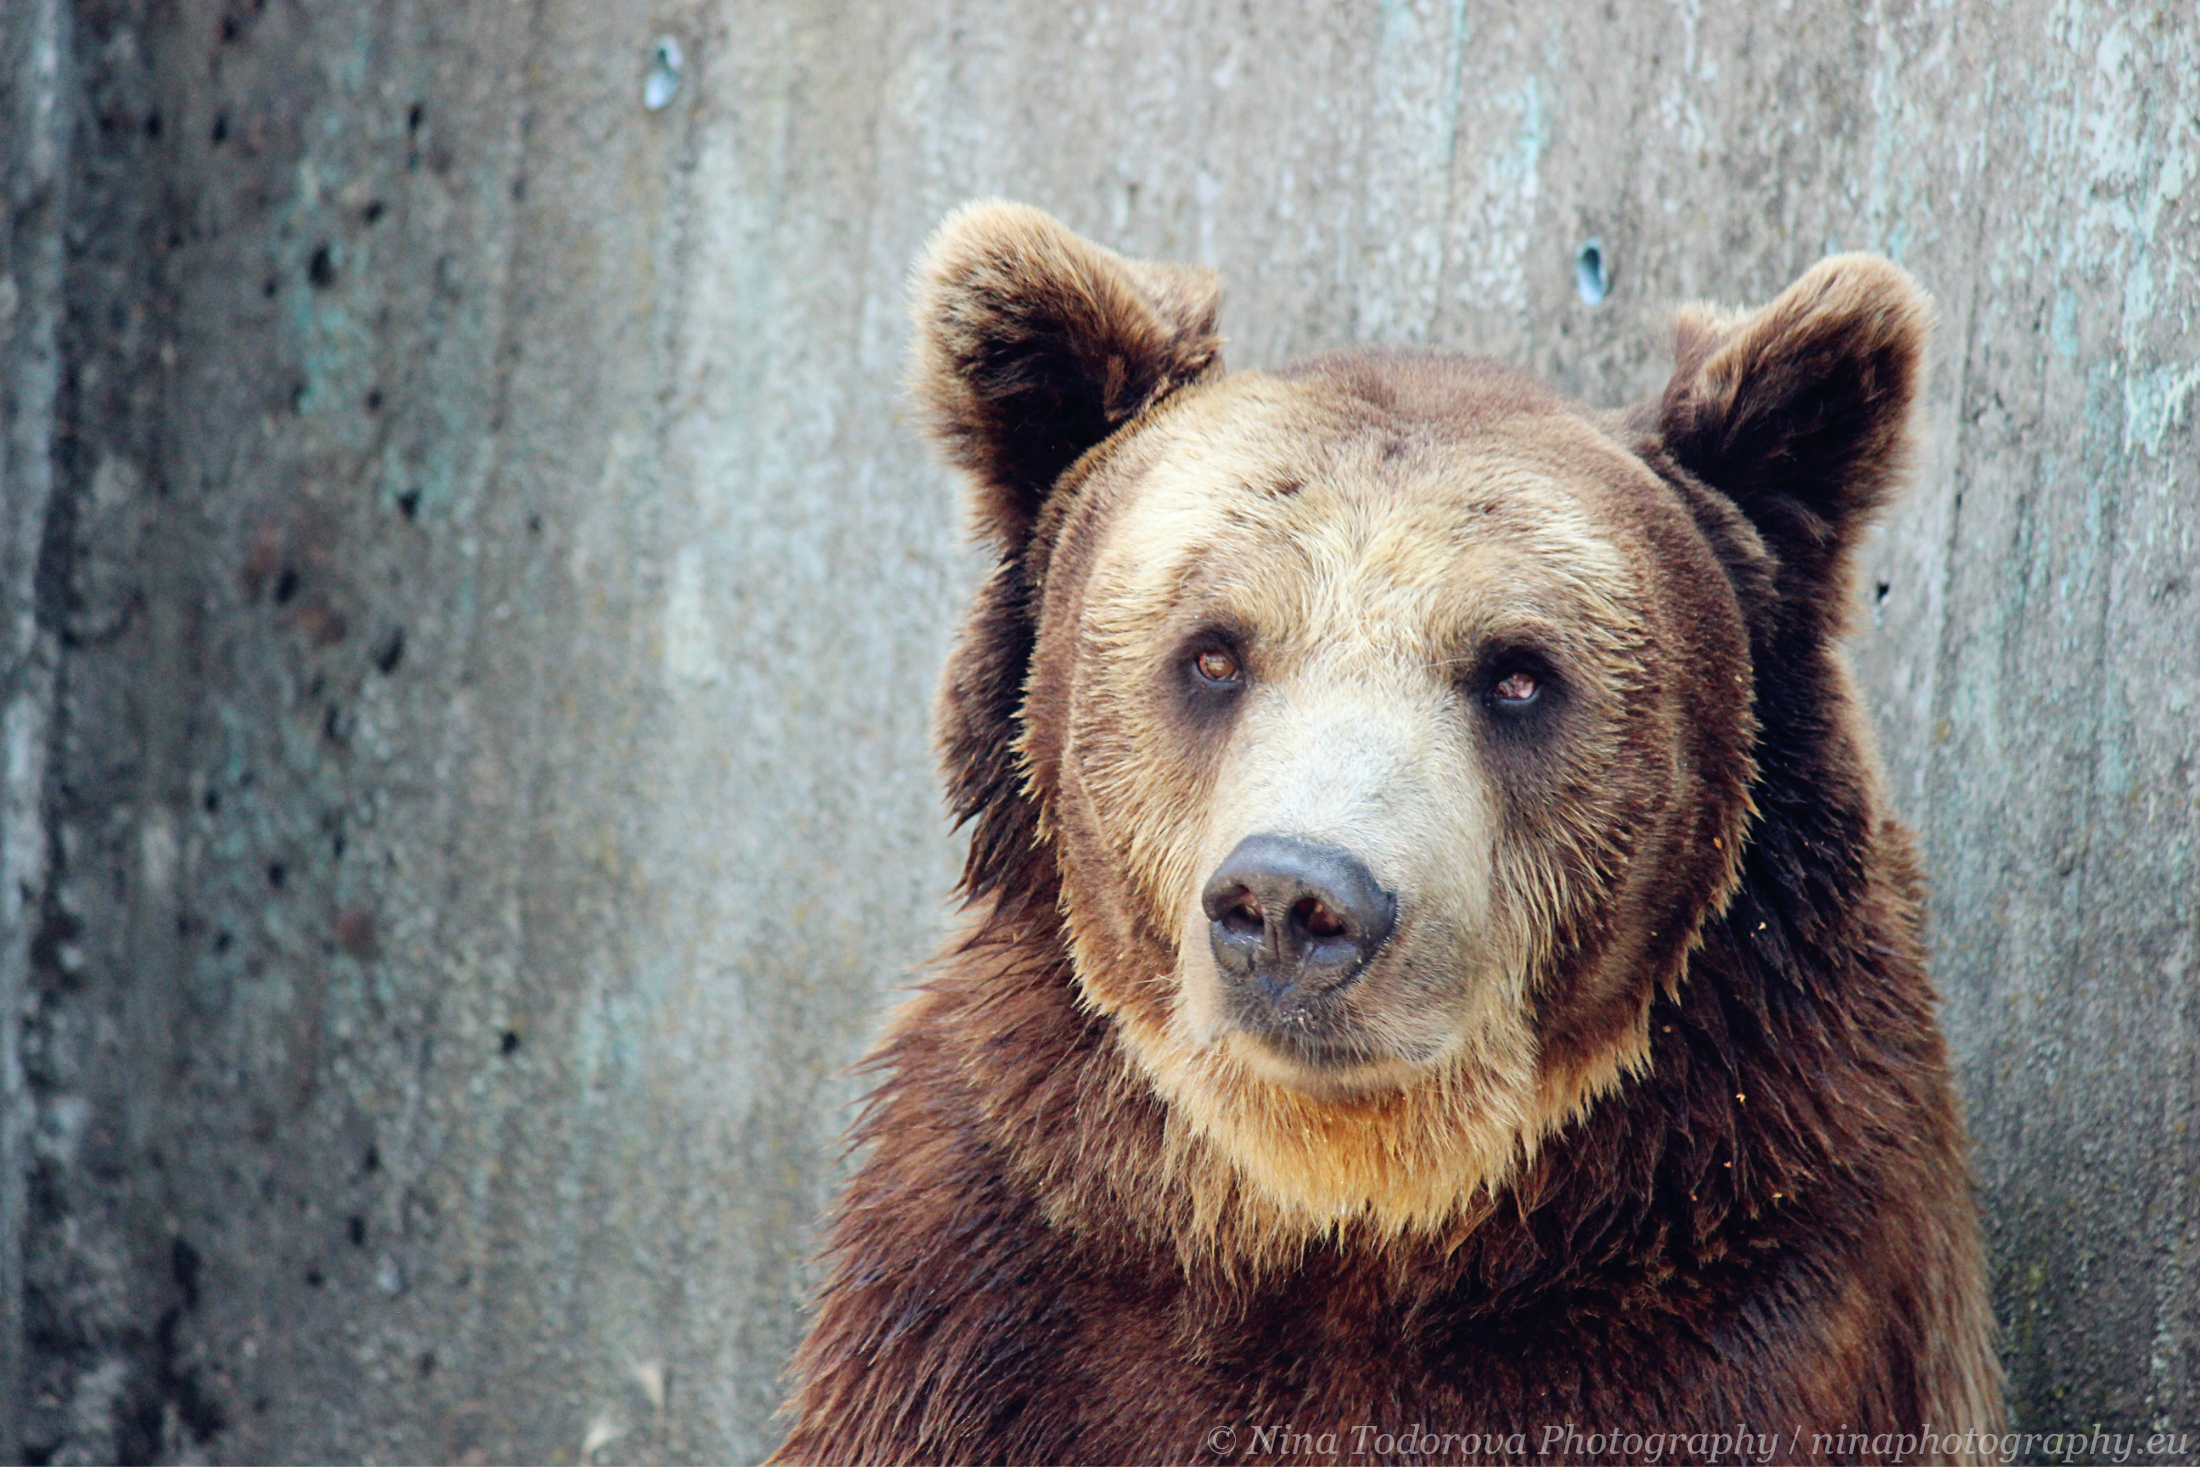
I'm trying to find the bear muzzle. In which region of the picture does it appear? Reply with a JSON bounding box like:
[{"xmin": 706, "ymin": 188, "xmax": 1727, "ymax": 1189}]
[{"xmin": 1202, "ymin": 833, "xmax": 1398, "ymax": 1038}]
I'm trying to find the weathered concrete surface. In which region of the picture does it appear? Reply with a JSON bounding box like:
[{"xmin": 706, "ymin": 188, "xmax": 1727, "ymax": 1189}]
[
  {"xmin": 1, "ymin": 4, "xmax": 72, "ymax": 1463},
  {"xmin": 3, "ymin": 0, "xmax": 2193, "ymax": 1461}
]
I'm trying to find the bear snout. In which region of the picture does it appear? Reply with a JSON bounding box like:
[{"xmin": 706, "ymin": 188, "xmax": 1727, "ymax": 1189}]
[{"xmin": 1201, "ymin": 834, "xmax": 1397, "ymax": 1017}]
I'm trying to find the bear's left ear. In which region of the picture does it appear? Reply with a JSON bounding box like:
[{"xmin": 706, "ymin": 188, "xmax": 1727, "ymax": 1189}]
[
  {"xmin": 910, "ymin": 201, "xmax": 1224, "ymax": 558},
  {"xmin": 1655, "ymin": 255, "xmax": 1934, "ymax": 623}
]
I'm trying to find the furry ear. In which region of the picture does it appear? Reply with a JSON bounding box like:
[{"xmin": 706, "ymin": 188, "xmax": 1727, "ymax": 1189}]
[
  {"xmin": 1656, "ymin": 255, "xmax": 1934, "ymax": 621},
  {"xmin": 909, "ymin": 201, "xmax": 1224, "ymax": 556}
]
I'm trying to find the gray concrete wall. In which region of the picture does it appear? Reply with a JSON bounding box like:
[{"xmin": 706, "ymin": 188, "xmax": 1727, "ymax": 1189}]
[
  {"xmin": 1, "ymin": 1, "xmax": 2193, "ymax": 1461},
  {"xmin": 2, "ymin": 5, "xmax": 73, "ymax": 1463}
]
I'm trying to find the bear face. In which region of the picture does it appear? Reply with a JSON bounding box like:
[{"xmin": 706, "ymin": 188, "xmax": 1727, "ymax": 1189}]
[
  {"xmin": 914, "ymin": 203, "xmax": 1916, "ymax": 1247},
  {"xmin": 1021, "ymin": 363, "xmax": 1760, "ymax": 1238}
]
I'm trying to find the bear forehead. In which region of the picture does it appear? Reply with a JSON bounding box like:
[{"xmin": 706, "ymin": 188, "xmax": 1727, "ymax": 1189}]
[{"xmin": 1069, "ymin": 360, "xmax": 1669, "ymax": 655}]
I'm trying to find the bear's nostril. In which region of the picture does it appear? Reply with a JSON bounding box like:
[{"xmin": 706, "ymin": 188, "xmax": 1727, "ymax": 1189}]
[
  {"xmin": 1293, "ymin": 897, "xmax": 1343, "ymax": 939},
  {"xmin": 1223, "ymin": 894, "xmax": 1264, "ymax": 932}
]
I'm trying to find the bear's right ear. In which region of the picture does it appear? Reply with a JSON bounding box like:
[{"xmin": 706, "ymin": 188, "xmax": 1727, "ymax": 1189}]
[{"xmin": 909, "ymin": 201, "xmax": 1224, "ymax": 556}]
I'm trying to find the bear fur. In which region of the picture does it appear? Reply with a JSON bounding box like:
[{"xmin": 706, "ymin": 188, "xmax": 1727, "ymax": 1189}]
[{"xmin": 773, "ymin": 203, "xmax": 2002, "ymax": 1465}]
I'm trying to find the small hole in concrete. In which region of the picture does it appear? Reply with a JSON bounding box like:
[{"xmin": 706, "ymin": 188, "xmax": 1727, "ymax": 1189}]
[
  {"xmin": 375, "ymin": 627, "xmax": 407, "ymax": 674},
  {"xmin": 307, "ymin": 243, "xmax": 336, "ymax": 289},
  {"xmin": 396, "ymin": 490, "xmax": 421, "ymax": 521},
  {"xmin": 644, "ymin": 36, "xmax": 683, "ymax": 110},
  {"xmin": 1575, "ymin": 238, "xmax": 1609, "ymax": 306},
  {"xmin": 267, "ymin": 861, "xmax": 286, "ymax": 889},
  {"xmin": 500, "ymin": 1030, "xmax": 521, "ymax": 1055},
  {"xmin": 1875, "ymin": 580, "xmax": 1891, "ymax": 605}
]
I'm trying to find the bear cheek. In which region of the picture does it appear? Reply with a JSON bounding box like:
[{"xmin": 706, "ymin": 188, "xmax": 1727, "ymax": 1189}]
[
  {"xmin": 1050, "ymin": 664, "xmax": 1231, "ymax": 1025},
  {"xmin": 1507, "ymin": 654, "xmax": 1738, "ymax": 1078}
]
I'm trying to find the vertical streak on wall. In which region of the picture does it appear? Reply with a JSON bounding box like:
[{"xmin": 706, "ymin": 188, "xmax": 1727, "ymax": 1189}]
[{"xmin": 0, "ymin": 1, "xmax": 69, "ymax": 1454}]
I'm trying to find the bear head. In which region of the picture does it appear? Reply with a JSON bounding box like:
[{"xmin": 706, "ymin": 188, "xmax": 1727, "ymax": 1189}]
[{"xmin": 912, "ymin": 202, "xmax": 1930, "ymax": 1254}]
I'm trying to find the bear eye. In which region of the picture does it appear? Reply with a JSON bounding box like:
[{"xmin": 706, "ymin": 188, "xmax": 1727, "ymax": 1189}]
[
  {"xmin": 1473, "ymin": 651, "xmax": 1555, "ymax": 723},
  {"xmin": 1193, "ymin": 648, "xmax": 1242, "ymax": 686},
  {"xmin": 1491, "ymin": 670, "xmax": 1539, "ymax": 707}
]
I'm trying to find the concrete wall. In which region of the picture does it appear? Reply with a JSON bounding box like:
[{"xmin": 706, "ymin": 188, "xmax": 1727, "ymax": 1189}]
[{"xmin": 2, "ymin": 1, "xmax": 2192, "ymax": 1461}]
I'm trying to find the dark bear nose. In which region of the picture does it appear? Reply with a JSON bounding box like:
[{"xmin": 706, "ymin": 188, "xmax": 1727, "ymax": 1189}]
[{"xmin": 1202, "ymin": 834, "xmax": 1396, "ymax": 1002}]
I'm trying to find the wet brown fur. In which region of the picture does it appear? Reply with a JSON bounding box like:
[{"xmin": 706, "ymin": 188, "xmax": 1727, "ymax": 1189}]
[{"xmin": 774, "ymin": 204, "xmax": 2001, "ymax": 1465}]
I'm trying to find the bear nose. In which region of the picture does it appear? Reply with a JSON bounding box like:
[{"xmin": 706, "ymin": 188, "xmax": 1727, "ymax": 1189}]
[{"xmin": 1202, "ymin": 834, "xmax": 1397, "ymax": 1002}]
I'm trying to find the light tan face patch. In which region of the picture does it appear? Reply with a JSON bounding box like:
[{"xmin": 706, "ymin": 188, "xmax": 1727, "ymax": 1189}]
[{"xmin": 1033, "ymin": 369, "xmax": 1695, "ymax": 1244}]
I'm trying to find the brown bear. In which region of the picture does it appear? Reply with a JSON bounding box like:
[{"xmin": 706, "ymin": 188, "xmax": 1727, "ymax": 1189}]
[{"xmin": 773, "ymin": 202, "xmax": 2002, "ymax": 1466}]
